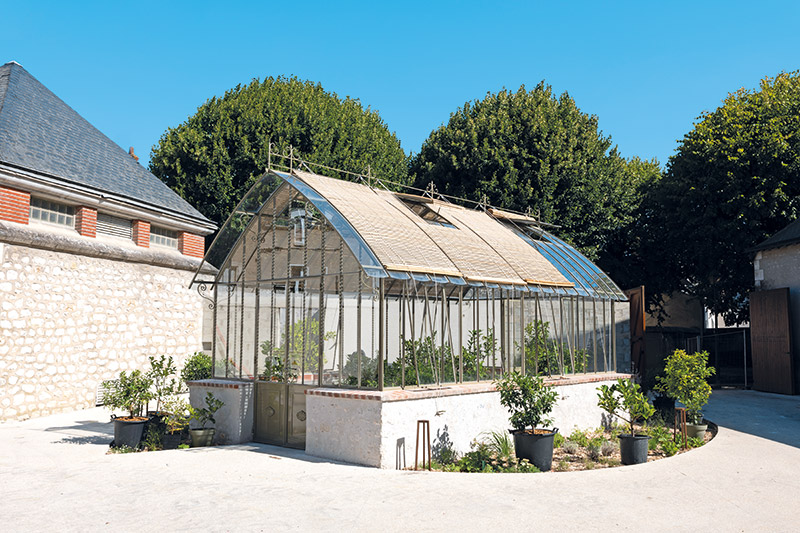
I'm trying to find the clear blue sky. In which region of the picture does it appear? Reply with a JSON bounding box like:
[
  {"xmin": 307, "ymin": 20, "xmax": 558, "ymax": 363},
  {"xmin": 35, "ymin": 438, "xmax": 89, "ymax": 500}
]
[{"xmin": 3, "ymin": 1, "xmax": 800, "ymax": 169}]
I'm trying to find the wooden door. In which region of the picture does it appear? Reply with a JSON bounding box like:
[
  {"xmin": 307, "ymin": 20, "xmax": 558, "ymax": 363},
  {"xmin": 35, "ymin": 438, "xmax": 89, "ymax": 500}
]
[
  {"xmin": 750, "ymin": 288, "xmax": 794, "ymax": 394},
  {"xmin": 624, "ymin": 286, "xmax": 646, "ymax": 376}
]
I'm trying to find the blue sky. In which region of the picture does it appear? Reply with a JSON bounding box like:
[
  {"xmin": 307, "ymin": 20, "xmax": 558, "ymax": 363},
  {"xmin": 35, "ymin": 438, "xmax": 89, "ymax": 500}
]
[{"xmin": 3, "ymin": 1, "xmax": 800, "ymax": 169}]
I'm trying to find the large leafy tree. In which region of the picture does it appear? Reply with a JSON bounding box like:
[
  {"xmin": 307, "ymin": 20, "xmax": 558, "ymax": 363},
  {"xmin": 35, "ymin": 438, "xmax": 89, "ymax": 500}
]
[
  {"xmin": 150, "ymin": 76, "xmax": 408, "ymax": 226},
  {"xmin": 648, "ymin": 72, "xmax": 800, "ymax": 323},
  {"xmin": 410, "ymin": 83, "xmax": 659, "ymax": 270}
]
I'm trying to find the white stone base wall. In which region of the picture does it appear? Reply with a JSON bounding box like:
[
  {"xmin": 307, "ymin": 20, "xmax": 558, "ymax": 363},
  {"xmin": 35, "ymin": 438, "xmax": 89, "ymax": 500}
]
[
  {"xmin": 306, "ymin": 374, "xmax": 630, "ymax": 469},
  {"xmin": 188, "ymin": 380, "xmax": 253, "ymax": 445},
  {"xmin": 0, "ymin": 243, "xmax": 206, "ymax": 421}
]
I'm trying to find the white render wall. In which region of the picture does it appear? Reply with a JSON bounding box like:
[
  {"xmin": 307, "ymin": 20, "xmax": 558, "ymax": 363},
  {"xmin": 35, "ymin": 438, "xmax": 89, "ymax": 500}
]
[
  {"xmin": 306, "ymin": 375, "xmax": 627, "ymax": 469},
  {"xmin": 0, "ymin": 242, "xmax": 206, "ymax": 421},
  {"xmin": 189, "ymin": 380, "xmax": 254, "ymax": 445}
]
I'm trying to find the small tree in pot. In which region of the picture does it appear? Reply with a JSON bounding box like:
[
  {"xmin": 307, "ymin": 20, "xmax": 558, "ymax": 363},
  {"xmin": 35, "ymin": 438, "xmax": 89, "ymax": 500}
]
[
  {"xmin": 101, "ymin": 369, "xmax": 153, "ymax": 449},
  {"xmin": 597, "ymin": 378, "xmax": 655, "ymax": 465},
  {"xmin": 188, "ymin": 392, "xmax": 224, "ymax": 447},
  {"xmin": 495, "ymin": 372, "xmax": 559, "ymax": 471},
  {"xmin": 656, "ymin": 349, "xmax": 715, "ymax": 439},
  {"xmin": 162, "ymin": 396, "xmax": 190, "ymax": 450}
]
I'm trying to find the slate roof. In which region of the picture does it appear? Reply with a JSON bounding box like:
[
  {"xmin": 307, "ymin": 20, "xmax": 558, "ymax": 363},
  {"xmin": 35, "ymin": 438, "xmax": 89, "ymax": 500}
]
[
  {"xmin": 752, "ymin": 218, "xmax": 800, "ymax": 253},
  {"xmin": 0, "ymin": 61, "xmax": 212, "ymax": 227}
]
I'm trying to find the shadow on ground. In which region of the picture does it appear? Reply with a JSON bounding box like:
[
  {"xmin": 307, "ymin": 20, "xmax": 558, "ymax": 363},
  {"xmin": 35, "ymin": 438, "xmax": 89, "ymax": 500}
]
[
  {"xmin": 704, "ymin": 389, "xmax": 800, "ymax": 449},
  {"xmin": 46, "ymin": 419, "xmax": 113, "ymax": 446}
]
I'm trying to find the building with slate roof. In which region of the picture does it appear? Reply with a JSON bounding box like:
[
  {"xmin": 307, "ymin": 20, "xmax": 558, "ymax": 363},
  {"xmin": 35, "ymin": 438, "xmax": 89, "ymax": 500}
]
[
  {"xmin": 750, "ymin": 217, "xmax": 800, "ymax": 394},
  {"xmin": 0, "ymin": 61, "xmax": 216, "ymax": 421}
]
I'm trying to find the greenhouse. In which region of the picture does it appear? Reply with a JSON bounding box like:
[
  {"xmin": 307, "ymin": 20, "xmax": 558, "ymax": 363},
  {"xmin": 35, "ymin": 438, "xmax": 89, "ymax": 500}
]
[{"xmin": 190, "ymin": 157, "xmax": 631, "ymax": 466}]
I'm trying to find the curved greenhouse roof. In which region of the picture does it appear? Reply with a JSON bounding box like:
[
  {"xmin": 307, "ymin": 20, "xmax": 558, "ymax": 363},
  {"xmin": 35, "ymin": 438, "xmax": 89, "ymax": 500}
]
[{"xmin": 198, "ymin": 168, "xmax": 626, "ymax": 301}]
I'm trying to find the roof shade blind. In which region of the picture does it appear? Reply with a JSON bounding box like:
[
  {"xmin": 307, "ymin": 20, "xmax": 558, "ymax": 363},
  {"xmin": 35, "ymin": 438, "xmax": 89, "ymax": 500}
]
[{"xmin": 96, "ymin": 213, "xmax": 132, "ymax": 240}]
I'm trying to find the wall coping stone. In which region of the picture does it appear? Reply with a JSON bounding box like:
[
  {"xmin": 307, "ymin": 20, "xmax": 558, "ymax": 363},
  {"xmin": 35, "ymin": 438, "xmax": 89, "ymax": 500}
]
[
  {"xmin": 0, "ymin": 219, "xmax": 216, "ymax": 274},
  {"xmin": 187, "ymin": 379, "xmax": 253, "ymax": 390},
  {"xmin": 305, "ymin": 372, "xmax": 634, "ymax": 403}
]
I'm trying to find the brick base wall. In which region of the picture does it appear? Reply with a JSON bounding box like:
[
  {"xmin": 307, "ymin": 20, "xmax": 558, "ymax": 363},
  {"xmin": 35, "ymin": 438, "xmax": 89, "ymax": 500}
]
[
  {"xmin": 75, "ymin": 207, "xmax": 97, "ymax": 238},
  {"xmin": 0, "ymin": 186, "xmax": 30, "ymax": 225},
  {"xmin": 132, "ymin": 220, "xmax": 150, "ymax": 248},
  {"xmin": 179, "ymin": 232, "xmax": 205, "ymax": 258}
]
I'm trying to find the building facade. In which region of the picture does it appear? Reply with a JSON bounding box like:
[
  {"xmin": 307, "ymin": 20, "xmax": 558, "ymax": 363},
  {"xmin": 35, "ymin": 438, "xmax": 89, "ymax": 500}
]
[{"xmin": 0, "ymin": 61, "xmax": 216, "ymax": 420}]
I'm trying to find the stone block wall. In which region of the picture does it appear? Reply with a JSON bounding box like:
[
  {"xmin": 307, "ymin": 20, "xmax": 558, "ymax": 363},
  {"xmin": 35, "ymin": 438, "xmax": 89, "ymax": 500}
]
[{"xmin": 0, "ymin": 241, "xmax": 206, "ymax": 421}]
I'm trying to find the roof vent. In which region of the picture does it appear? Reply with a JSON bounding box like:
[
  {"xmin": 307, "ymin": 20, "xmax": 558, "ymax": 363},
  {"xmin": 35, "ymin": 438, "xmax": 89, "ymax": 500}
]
[{"xmin": 128, "ymin": 147, "xmax": 139, "ymax": 162}]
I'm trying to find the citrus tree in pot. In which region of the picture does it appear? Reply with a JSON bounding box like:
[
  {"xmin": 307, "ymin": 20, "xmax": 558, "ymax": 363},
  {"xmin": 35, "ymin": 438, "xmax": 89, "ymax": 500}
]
[
  {"xmin": 101, "ymin": 369, "xmax": 153, "ymax": 449},
  {"xmin": 656, "ymin": 349, "xmax": 715, "ymax": 439},
  {"xmin": 188, "ymin": 392, "xmax": 224, "ymax": 447},
  {"xmin": 495, "ymin": 372, "xmax": 559, "ymax": 471},
  {"xmin": 597, "ymin": 378, "xmax": 655, "ymax": 465},
  {"xmin": 162, "ymin": 396, "xmax": 190, "ymax": 450}
]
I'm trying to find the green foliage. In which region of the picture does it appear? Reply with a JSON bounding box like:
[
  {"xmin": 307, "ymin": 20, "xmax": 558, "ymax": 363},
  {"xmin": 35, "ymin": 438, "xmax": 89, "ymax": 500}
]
[
  {"xmin": 142, "ymin": 422, "xmax": 164, "ymax": 451},
  {"xmin": 656, "ymin": 349, "xmax": 715, "ymax": 423},
  {"xmin": 181, "ymin": 352, "xmax": 212, "ymax": 385},
  {"xmin": 150, "ymin": 76, "xmax": 409, "ymax": 227},
  {"xmin": 102, "ymin": 370, "xmax": 153, "ymax": 418},
  {"xmin": 189, "ymin": 392, "xmax": 224, "ymax": 429},
  {"xmin": 597, "ymin": 378, "xmax": 655, "ymax": 437},
  {"xmin": 410, "ymin": 83, "xmax": 659, "ymax": 270},
  {"xmin": 162, "ymin": 397, "xmax": 191, "ymax": 435},
  {"xmin": 495, "ymin": 372, "xmax": 558, "ymax": 431},
  {"xmin": 453, "ymin": 438, "xmax": 539, "ymax": 473},
  {"xmin": 148, "ymin": 355, "xmax": 178, "ymax": 412},
  {"xmin": 259, "ymin": 317, "xmax": 333, "ymax": 381},
  {"xmin": 521, "ymin": 320, "xmax": 587, "ymax": 376},
  {"xmin": 643, "ymin": 72, "xmax": 800, "ymax": 322},
  {"xmin": 552, "ymin": 432, "xmax": 565, "ymax": 448}
]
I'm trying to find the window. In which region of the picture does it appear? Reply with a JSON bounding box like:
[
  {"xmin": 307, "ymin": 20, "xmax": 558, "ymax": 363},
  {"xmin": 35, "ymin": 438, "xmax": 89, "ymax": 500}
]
[
  {"xmin": 96, "ymin": 213, "xmax": 132, "ymax": 240},
  {"xmin": 150, "ymin": 225, "xmax": 178, "ymax": 249},
  {"xmin": 30, "ymin": 197, "xmax": 75, "ymax": 228},
  {"xmin": 397, "ymin": 197, "xmax": 455, "ymax": 228}
]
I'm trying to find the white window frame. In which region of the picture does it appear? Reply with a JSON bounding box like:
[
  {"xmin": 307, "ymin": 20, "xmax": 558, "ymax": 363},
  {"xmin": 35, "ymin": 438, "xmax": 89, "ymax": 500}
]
[{"xmin": 29, "ymin": 197, "xmax": 75, "ymax": 228}]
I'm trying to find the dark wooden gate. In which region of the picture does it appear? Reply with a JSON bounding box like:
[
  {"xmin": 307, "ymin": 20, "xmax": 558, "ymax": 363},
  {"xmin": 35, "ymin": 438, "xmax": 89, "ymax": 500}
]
[
  {"xmin": 624, "ymin": 286, "xmax": 646, "ymax": 376},
  {"xmin": 750, "ymin": 288, "xmax": 794, "ymax": 394}
]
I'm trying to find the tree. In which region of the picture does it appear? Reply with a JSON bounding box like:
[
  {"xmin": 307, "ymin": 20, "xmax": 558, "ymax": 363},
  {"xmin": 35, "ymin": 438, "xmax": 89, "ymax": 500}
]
[
  {"xmin": 409, "ymin": 83, "xmax": 658, "ymax": 266},
  {"xmin": 150, "ymin": 76, "xmax": 409, "ymax": 227},
  {"xmin": 648, "ymin": 72, "xmax": 800, "ymax": 323}
]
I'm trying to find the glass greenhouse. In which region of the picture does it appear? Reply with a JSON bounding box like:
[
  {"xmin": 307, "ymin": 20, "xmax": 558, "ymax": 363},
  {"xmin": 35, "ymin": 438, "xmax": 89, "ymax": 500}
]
[{"xmin": 193, "ymin": 162, "xmax": 627, "ymax": 394}]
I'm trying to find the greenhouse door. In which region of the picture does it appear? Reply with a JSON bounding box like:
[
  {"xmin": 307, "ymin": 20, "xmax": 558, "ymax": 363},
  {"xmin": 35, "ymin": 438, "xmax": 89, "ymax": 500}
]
[{"xmin": 254, "ymin": 382, "xmax": 311, "ymax": 449}]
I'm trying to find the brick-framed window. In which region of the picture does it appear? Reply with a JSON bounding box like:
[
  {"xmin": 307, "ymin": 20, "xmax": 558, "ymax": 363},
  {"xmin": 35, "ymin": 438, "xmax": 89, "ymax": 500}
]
[
  {"xmin": 150, "ymin": 225, "xmax": 178, "ymax": 249},
  {"xmin": 30, "ymin": 197, "xmax": 75, "ymax": 228}
]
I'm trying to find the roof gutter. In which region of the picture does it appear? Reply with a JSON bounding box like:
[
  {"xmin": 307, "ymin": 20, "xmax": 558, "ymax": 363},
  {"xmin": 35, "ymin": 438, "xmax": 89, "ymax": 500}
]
[{"xmin": 0, "ymin": 162, "xmax": 217, "ymax": 235}]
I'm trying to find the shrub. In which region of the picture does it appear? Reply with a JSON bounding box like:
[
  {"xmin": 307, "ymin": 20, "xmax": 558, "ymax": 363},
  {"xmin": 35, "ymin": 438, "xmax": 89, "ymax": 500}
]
[
  {"xmin": 101, "ymin": 370, "xmax": 153, "ymax": 418},
  {"xmin": 181, "ymin": 352, "xmax": 212, "ymax": 385},
  {"xmin": 495, "ymin": 372, "xmax": 558, "ymax": 431},
  {"xmin": 656, "ymin": 349, "xmax": 715, "ymax": 424},
  {"xmin": 597, "ymin": 378, "xmax": 655, "ymax": 436}
]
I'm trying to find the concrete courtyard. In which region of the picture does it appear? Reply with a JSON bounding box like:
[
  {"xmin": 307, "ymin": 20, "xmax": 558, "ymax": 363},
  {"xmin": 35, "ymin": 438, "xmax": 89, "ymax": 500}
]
[{"xmin": 1, "ymin": 389, "xmax": 799, "ymax": 532}]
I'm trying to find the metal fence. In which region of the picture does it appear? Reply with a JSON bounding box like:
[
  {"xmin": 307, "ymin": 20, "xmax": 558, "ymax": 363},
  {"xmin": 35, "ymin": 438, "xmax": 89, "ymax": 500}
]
[{"xmin": 686, "ymin": 329, "xmax": 751, "ymax": 389}]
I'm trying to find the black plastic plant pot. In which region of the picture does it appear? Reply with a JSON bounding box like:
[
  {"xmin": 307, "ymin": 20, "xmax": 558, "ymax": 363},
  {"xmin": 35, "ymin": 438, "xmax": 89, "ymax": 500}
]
[
  {"xmin": 511, "ymin": 428, "xmax": 558, "ymax": 472},
  {"xmin": 112, "ymin": 417, "xmax": 148, "ymax": 449},
  {"xmin": 618, "ymin": 434, "xmax": 651, "ymax": 465},
  {"xmin": 162, "ymin": 431, "xmax": 182, "ymax": 450}
]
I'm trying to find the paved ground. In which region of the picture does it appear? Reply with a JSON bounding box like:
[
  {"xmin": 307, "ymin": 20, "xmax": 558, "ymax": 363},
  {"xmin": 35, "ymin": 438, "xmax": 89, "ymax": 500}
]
[{"xmin": 2, "ymin": 389, "xmax": 800, "ymax": 532}]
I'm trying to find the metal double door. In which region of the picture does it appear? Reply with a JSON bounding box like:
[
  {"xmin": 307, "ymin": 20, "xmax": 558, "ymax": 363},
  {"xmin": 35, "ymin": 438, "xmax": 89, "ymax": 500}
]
[{"xmin": 254, "ymin": 382, "xmax": 310, "ymax": 449}]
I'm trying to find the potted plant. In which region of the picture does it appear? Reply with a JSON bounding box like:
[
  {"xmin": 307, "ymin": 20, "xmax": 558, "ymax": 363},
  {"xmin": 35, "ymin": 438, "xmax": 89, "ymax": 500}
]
[
  {"xmin": 495, "ymin": 372, "xmax": 559, "ymax": 471},
  {"xmin": 101, "ymin": 369, "xmax": 153, "ymax": 449},
  {"xmin": 656, "ymin": 349, "xmax": 715, "ymax": 439},
  {"xmin": 147, "ymin": 354, "xmax": 178, "ymax": 416},
  {"xmin": 162, "ymin": 396, "xmax": 190, "ymax": 450},
  {"xmin": 188, "ymin": 392, "xmax": 224, "ymax": 447},
  {"xmin": 597, "ymin": 378, "xmax": 655, "ymax": 465}
]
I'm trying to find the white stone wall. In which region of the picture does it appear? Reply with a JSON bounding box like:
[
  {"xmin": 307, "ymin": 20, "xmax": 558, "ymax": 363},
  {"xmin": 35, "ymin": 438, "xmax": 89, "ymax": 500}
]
[
  {"xmin": 0, "ymin": 243, "xmax": 205, "ymax": 421},
  {"xmin": 188, "ymin": 380, "xmax": 254, "ymax": 445},
  {"xmin": 306, "ymin": 377, "xmax": 625, "ymax": 469}
]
